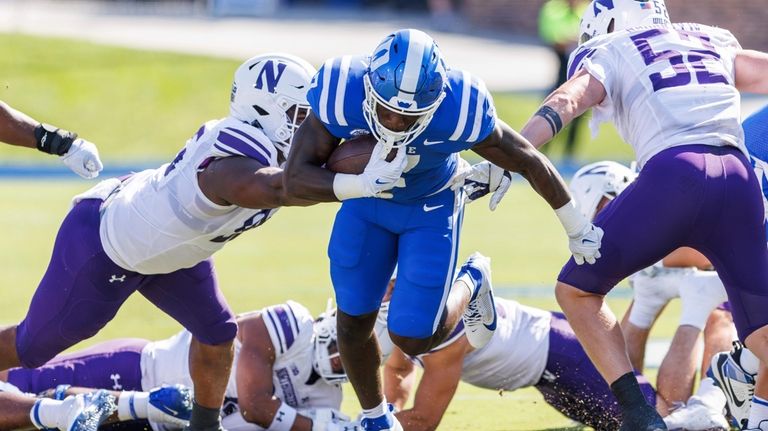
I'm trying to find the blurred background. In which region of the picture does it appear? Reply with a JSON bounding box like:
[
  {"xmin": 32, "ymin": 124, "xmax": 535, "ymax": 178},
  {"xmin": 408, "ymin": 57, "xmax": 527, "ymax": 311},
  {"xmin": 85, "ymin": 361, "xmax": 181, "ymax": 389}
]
[{"xmin": 1, "ymin": 1, "xmax": 768, "ymax": 428}]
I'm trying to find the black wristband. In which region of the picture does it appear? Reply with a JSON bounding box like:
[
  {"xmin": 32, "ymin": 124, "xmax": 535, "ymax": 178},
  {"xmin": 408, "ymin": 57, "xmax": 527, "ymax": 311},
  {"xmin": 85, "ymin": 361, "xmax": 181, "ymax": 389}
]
[
  {"xmin": 535, "ymin": 106, "xmax": 563, "ymax": 136},
  {"xmin": 34, "ymin": 123, "xmax": 77, "ymax": 156},
  {"xmin": 187, "ymin": 401, "xmax": 222, "ymax": 431}
]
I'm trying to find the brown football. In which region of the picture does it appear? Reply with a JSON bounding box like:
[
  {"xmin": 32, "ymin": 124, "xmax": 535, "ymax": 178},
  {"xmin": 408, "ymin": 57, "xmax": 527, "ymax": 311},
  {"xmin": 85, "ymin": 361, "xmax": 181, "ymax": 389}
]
[{"xmin": 326, "ymin": 134, "xmax": 394, "ymax": 174}]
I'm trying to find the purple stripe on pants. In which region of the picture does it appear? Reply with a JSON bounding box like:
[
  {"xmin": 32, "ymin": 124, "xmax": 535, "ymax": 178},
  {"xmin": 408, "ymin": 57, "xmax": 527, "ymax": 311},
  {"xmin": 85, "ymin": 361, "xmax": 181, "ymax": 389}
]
[
  {"xmin": 8, "ymin": 339, "xmax": 148, "ymax": 394},
  {"xmin": 535, "ymin": 312, "xmax": 656, "ymax": 431},
  {"xmin": 15, "ymin": 199, "xmax": 237, "ymax": 368},
  {"xmin": 559, "ymin": 144, "xmax": 768, "ymax": 341}
]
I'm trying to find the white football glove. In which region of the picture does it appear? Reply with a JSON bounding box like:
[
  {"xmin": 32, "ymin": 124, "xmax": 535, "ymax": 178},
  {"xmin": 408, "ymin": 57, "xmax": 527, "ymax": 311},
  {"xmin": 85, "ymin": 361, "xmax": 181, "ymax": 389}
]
[
  {"xmin": 568, "ymin": 223, "xmax": 604, "ymax": 265},
  {"xmin": 333, "ymin": 144, "xmax": 407, "ymax": 200},
  {"xmin": 60, "ymin": 138, "xmax": 103, "ymax": 179},
  {"xmin": 462, "ymin": 161, "xmax": 512, "ymax": 210},
  {"xmin": 448, "ymin": 156, "xmax": 473, "ymax": 191},
  {"xmin": 306, "ymin": 408, "xmax": 361, "ymax": 431}
]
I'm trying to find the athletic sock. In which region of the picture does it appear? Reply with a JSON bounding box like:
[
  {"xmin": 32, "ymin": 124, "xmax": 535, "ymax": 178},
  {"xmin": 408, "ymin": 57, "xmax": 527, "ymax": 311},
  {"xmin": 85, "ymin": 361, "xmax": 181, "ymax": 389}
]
[
  {"xmin": 611, "ymin": 372, "xmax": 648, "ymax": 410},
  {"xmin": 362, "ymin": 399, "xmax": 388, "ymax": 419},
  {"xmin": 748, "ymin": 396, "xmax": 768, "ymax": 429},
  {"xmin": 739, "ymin": 348, "xmax": 760, "ymax": 375},
  {"xmin": 455, "ymin": 272, "xmax": 475, "ymax": 299},
  {"xmin": 117, "ymin": 391, "xmax": 150, "ymax": 421},
  {"xmin": 31, "ymin": 398, "xmax": 67, "ymax": 430},
  {"xmin": 189, "ymin": 400, "xmax": 222, "ymax": 431},
  {"xmin": 695, "ymin": 377, "xmax": 727, "ymax": 411}
]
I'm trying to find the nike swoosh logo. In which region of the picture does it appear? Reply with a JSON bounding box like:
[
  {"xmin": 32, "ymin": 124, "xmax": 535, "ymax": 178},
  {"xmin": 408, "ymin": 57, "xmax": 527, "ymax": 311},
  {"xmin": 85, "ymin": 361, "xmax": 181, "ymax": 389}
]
[
  {"xmin": 159, "ymin": 405, "xmax": 180, "ymax": 416},
  {"xmin": 723, "ymin": 367, "xmax": 747, "ymax": 407},
  {"xmin": 375, "ymin": 179, "xmax": 389, "ymax": 185},
  {"xmin": 423, "ymin": 139, "xmax": 443, "ymax": 146},
  {"xmin": 484, "ymin": 294, "xmax": 498, "ymax": 331},
  {"xmin": 582, "ymin": 238, "xmax": 596, "ymax": 244},
  {"xmin": 423, "ymin": 204, "xmax": 444, "ymax": 212}
]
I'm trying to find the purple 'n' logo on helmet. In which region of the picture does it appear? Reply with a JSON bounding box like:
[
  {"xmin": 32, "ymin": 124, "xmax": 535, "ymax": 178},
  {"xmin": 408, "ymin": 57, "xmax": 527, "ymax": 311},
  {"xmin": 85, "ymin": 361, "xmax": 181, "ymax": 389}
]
[
  {"xmin": 255, "ymin": 60, "xmax": 287, "ymax": 94},
  {"xmin": 594, "ymin": 0, "xmax": 615, "ymax": 15}
]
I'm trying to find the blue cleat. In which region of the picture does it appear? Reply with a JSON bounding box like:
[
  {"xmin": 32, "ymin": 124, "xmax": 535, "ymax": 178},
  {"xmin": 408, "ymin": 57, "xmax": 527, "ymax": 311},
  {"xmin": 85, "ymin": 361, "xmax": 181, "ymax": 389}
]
[
  {"xmin": 361, "ymin": 405, "xmax": 402, "ymax": 431},
  {"xmin": 147, "ymin": 384, "xmax": 193, "ymax": 426},
  {"xmin": 458, "ymin": 252, "xmax": 497, "ymax": 349}
]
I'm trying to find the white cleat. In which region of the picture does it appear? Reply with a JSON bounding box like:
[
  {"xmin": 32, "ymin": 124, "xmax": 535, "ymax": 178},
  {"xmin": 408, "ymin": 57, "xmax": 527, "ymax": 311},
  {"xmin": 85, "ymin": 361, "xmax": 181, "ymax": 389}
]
[
  {"xmin": 63, "ymin": 390, "xmax": 117, "ymax": 431},
  {"xmin": 708, "ymin": 342, "xmax": 755, "ymax": 429},
  {"xmin": 663, "ymin": 396, "xmax": 729, "ymax": 431},
  {"xmin": 360, "ymin": 405, "xmax": 403, "ymax": 431},
  {"xmin": 458, "ymin": 252, "xmax": 497, "ymax": 349}
]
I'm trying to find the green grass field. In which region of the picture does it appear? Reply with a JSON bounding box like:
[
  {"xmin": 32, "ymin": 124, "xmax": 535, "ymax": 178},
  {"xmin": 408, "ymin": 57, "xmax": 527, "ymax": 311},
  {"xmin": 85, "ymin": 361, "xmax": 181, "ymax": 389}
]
[{"xmin": 0, "ymin": 33, "xmax": 675, "ymax": 430}]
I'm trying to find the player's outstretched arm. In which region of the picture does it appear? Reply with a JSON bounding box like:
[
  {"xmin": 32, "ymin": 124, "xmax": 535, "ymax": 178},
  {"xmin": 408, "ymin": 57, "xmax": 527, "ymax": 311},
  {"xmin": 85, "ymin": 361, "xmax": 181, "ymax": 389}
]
[
  {"xmin": 390, "ymin": 340, "xmax": 466, "ymax": 431},
  {"xmin": 0, "ymin": 100, "xmax": 103, "ymax": 178},
  {"xmin": 735, "ymin": 50, "xmax": 768, "ymax": 94},
  {"xmin": 519, "ymin": 68, "xmax": 606, "ymax": 149},
  {"xmin": 197, "ymin": 157, "xmax": 317, "ymax": 209},
  {"xmin": 283, "ymin": 112, "xmax": 343, "ymax": 202},
  {"xmin": 472, "ymin": 120, "xmax": 571, "ymax": 210},
  {"xmin": 473, "ymin": 120, "xmax": 603, "ymax": 265},
  {"xmin": 234, "ymin": 314, "xmax": 315, "ymax": 431}
]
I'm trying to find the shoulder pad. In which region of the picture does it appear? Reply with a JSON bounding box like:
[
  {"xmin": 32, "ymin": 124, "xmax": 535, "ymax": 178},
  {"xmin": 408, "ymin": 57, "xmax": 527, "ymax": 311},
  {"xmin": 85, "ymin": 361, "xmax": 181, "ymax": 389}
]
[
  {"xmin": 210, "ymin": 118, "xmax": 279, "ymax": 167},
  {"xmin": 263, "ymin": 301, "xmax": 314, "ymax": 356},
  {"xmin": 440, "ymin": 69, "xmax": 496, "ymax": 144},
  {"xmin": 307, "ymin": 55, "xmax": 367, "ymax": 130}
]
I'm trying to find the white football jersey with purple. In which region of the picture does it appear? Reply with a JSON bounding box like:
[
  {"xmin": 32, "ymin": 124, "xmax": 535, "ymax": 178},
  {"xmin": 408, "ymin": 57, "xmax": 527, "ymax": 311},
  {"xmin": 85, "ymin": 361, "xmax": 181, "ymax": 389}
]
[
  {"xmin": 381, "ymin": 298, "xmax": 551, "ymax": 391},
  {"xmin": 568, "ymin": 23, "xmax": 744, "ymax": 167},
  {"xmin": 141, "ymin": 301, "xmax": 342, "ymax": 431},
  {"xmin": 100, "ymin": 117, "xmax": 280, "ymax": 274}
]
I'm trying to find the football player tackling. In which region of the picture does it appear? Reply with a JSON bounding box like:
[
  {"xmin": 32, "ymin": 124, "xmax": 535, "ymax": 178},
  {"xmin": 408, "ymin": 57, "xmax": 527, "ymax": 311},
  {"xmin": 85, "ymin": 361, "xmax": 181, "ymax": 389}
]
[
  {"xmin": 0, "ymin": 53, "xmax": 319, "ymax": 431},
  {"xmin": 515, "ymin": 0, "xmax": 768, "ymax": 429},
  {"xmin": 283, "ymin": 29, "xmax": 602, "ymax": 431}
]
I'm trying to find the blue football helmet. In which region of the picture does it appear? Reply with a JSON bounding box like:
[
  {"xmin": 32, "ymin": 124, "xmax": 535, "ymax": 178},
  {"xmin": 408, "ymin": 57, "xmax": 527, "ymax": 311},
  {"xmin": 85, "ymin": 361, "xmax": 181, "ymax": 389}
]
[{"xmin": 363, "ymin": 29, "xmax": 447, "ymax": 150}]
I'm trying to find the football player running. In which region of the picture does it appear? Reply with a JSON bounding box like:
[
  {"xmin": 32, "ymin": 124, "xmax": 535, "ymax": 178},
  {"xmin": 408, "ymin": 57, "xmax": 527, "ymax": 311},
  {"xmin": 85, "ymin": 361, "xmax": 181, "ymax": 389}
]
[
  {"xmin": 512, "ymin": 0, "xmax": 768, "ymax": 428},
  {"xmin": 283, "ymin": 29, "xmax": 601, "ymax": 431},
  {"xmin": 0, "ymin": 53, "xmax": 319, "ymax": 431},
  {"xmin": 380, "ymin": 252, "xmax": 659, "ymax": 431},
  {"xmin": 1, "ymin": 301, "xmax": 359, "ymax": 431},
  {"xmin": 0, "ymin": 381, "xmax": 115, "ymax": 431},
  {"xmin": 0, "ymin": 100, "xmax": 103, "ymax": 178}
]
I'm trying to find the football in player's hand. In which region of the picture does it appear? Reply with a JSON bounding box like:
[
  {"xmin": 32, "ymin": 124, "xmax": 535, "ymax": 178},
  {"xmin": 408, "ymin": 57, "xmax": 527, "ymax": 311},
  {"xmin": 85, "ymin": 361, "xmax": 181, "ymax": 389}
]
[{"xmin": 326, "ymin": 134, "xmax": 395, "ymax": 175}]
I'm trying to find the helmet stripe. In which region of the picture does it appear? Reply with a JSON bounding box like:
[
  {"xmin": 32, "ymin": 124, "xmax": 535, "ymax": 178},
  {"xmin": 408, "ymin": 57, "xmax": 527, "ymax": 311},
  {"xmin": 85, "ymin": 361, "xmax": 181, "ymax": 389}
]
[
  {"xmin": 334, "ymin": 55, "xmax": 352, "ymax": 127},
  {"xmin": 317, "ymin": 58, "xmax": 335, "ymax": 123},
  {"xmin": 450, "ymin": 70, "xmax": 472, "ymax": 141},
  {"xmin": 399, "ymin": 29, "xmax": 429, "ymax": 98}
]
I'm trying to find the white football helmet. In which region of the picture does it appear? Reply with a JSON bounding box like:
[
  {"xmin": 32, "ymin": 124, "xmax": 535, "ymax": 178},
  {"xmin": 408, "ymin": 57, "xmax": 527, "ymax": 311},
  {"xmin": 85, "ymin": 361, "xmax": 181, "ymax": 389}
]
[
  {"xmin": 230, "ymin": 53, "xmax": 317, "ymax": 156},
  {"xmin": 313, "ymin": 307, "xmax": 347, "ymax": 385},
  {"xmin": 570, "ymin": 161, "xmax": 636, "ymax": 220},
  {"xmin": 579, "ymin": 0, "xmax": 671, "ymax": 44}
]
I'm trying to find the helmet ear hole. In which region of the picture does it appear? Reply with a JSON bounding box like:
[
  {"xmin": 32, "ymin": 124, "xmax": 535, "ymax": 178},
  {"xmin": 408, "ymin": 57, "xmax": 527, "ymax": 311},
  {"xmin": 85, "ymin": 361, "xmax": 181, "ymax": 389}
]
[
  {"xmin": 608, "ymin": 18, "xmax": 615, "ymax": 33},
  {"xmin": 252, "ymin": 105, "xmax": 269, "ymax": 116}
]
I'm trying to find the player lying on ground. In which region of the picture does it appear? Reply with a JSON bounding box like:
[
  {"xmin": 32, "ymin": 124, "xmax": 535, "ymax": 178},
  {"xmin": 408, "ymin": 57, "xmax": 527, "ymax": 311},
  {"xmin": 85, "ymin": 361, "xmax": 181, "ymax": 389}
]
[
  {"xmin": 0, "ymin": 302, "xmax": 360, "ymax": 431},
  {"xmin": 379, "ymin": 252, "xmax": 659, "ymax": 431},
  {"xmin": 0, "ymin": 100, "xmax": 103, "ymax": 178},
  {"xmin": 0, "ymin": 53, "xmax": 333, "ymax": 431},
  {"xmin": 283, "ymin": 28, "xmax": 603, "ymax": 431},
  {"xmin": 666, "ymin": 103, "xmax": 768, "ymax": 430},
  {"xmin": 0, "ymin": 380, "xmax": 115, "ymax": 431},
  {"xmin": 568, "ymin": 161, "xmax": 735, "ymax": 429},
  {"xmin": 503, "ymin": 0, "xmax": 768, "ymax": 428}
]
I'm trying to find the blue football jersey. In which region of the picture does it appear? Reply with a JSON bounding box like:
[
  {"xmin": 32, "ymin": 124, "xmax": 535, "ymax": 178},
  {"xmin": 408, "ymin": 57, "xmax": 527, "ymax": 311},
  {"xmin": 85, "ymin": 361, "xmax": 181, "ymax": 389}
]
[
  {"xmin": 744, "ymin": 105, "xmax": 768, "ymax": 240},
  {"xmin": 307, "ymin": 55, "xmax": 497, "ymax": 203}
]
